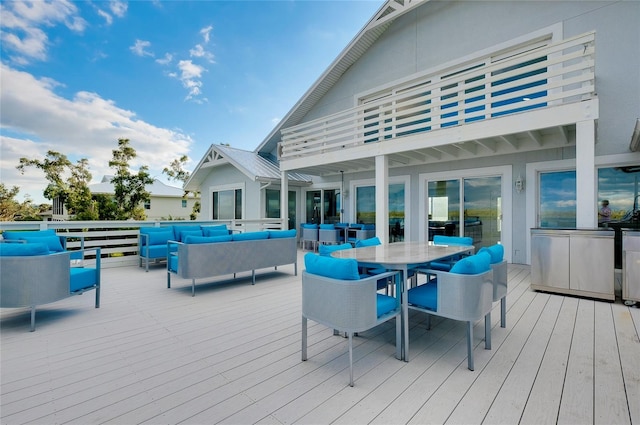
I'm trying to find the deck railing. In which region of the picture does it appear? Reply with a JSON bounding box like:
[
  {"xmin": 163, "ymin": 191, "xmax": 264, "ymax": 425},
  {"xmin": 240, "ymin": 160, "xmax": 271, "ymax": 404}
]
[
  {"xmin": 279, "ymin": 31, "xmax": 595, "ymax": 160},
  {"xmin": 0, "ymin": 218, "xmax": 286, "ymax": 268}
]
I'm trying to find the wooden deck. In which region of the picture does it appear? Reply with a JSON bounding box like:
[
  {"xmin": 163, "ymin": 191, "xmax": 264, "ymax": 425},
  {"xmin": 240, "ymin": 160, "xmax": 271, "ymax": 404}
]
[{"xmin": 2, "ymin": 250, "xmax": 639, "ymax": 424}]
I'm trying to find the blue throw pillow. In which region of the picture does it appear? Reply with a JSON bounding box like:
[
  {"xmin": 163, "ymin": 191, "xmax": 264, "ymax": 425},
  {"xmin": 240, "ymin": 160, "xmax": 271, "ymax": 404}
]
[
  {"xmin": 184, "ymin": 235, "xmax": 232, "ymax": 244},
  {"xmin": 176, "ymin": 229, "xmax": 202, "ymax": 242},
  {"xmin": 355, "ymin": 237, "xmax": 381, "ymax": 248},
  {"xmin": 433, "ymin": 235, "xmax": 473, "ymax": 246},
  {"xmin": 304, "ymin": 253, "xmax": 360, "ymax": 280},
  {"xmin": 174, "ymin": 226, "xmax": 203, "ymax": 241},
  {"xmin": 488, "ymin": 244, "xmax": 504, "ymax": 263},
  {"xmin": 202, "ymin": 228, "xmax": 229, "ymax": 237},
  {"xmin": 147, "ymin": 230, "xmax": 174, "ymax": 246},
  {"xmin": 361, "ymin": 224, "xmax": 375, "ymax": 230},
  {"xmin": 18, "ymin": 235, "xmax": 64, "ymax": 253},
  {"xmin": 0, "ymin": 243, "xmax": 49, "ymax": 256},
  {"xmin": 318, "ymin": 243, "xmax": 352, "ymax": 256},
  {"xmin": 232, "ymin": 231, "xmax": 269, "ymax": 241},
  {"xmin": 2, "ymin": 230, "xmax": 57, "ymax": 240},
  {"xmin": 268, "ymin": 229, "xmax": 297, "ymax": 239},
  {"xmin": 301, "ymin": 223, "xmax": 318, "ymax": 229},
  {"xmin": 449, "ymin": 251, "xmax": 491, "ymax": 274},
  {"xmin": 319, "ymin": 224, "xmax": 335, "ymax": 230}
]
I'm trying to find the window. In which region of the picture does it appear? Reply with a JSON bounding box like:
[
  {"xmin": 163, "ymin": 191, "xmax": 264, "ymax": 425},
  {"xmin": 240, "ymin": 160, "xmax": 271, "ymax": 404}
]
[
  {"xmin": 181, "ymin": 199, "xmax": 187, "ymax": 208},
  {"xmin": 597, "ymin": 166, "xmax": 640, "ymax": 222},
  {"xmin": 212, "ymin": 189, "xmax": 242, "ymax": 220},
  {"xmin": 266, "ymin": 189, "xmax": 297, "ymax": 229},
  {"xmin": 353, "ymin": 182, "xmax": 407, "ymax": 243},
  {"xmin": 538, "ymin": 170, "xmax": 576, "ymax": 228},
  {"xmin": 144, "ymin": 200, "xmax": 151, "ymax": 210}
]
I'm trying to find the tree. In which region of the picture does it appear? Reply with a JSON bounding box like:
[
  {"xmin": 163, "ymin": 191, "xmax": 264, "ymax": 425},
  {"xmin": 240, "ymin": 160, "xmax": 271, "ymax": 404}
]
[
  {"xmin": 163, "ymin": 155, "xmax": 200, "ymax": 220},
  {"xmin": 109, "ymin": 138, "xmax": 154, "ymax": 220},
  {"xmin": 16, "ymin": 151, "xmax": 96, "ymax": 219},
  {"xmin": 0, "ymin": 183, "xmax": 41, "ymax": 221}
]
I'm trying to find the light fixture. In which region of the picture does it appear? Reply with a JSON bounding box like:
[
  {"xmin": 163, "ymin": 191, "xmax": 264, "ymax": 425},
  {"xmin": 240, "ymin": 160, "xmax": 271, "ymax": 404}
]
[
  {"xmin": 515, "ymin": 174, "xmax": 525, "ymax": 193},
  {"xmin": 629, "ymin": 118, "xmax": 640, "ymax": 152}
]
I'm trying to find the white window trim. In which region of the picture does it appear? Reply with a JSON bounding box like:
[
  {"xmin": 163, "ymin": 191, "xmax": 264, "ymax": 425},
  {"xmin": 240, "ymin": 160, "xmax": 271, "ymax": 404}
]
[
  {"xmin": 208, "ymin": 182, "xmax": 245, "ymax": 221},
  {"xmin": 419, "ymin": 165, "xmax": 512, "ymax": 262}
]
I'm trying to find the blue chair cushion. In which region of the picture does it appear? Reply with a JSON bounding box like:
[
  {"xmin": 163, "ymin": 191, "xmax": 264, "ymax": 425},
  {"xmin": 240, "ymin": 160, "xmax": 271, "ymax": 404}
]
[
  {"xmin": 304, "ymin": 253, "xmax": 360, "ymax": 280},
  {"xmin": 147, "ymin": 230, "xmax": 174, "ymax": 246},
  {"xmin": 141, "ymin": 245, "xmax": 168, "ymax": 259},
  {"xmin": 318, "ymin": 243, "xmax": 352, "ymax": 256},
  {"xmin": 184, "ymin": 235, "xmax": 232, "ymax": 244},
  {"xmin": 349, "ymin": 223, "xmax": 363, "ymax": 229},
  {"xmin": 408, "ymin": 282, "xmax": 437, "ymax": 310},
  {"xmin": 433, "ymin": 235, "xmax": 473, "ymax": 246},
  {"xmin": 319, "ymin": 224, "xmax": 335, "ymax": 230},
  {"xmin": 355, "ymin": 237, "xmax": 381, "ymax": 247},
  {"xmin": 268, "ymin": 229, "xmax": 297, "ymax": 238},
  {"xmin": 174, "ymin": 226, "xmax": 203, "ymax": 241},
  {"xmin": 0, "ymin": 243, "xmax": 49, "ymax": 256},
  {"xmin": 168, "ymin": 254, "xmax": 178, "ymax": 272},
  {"xmin": 449, "ymin": 251, "xmax": 491, "ymax": 274},
  {"xmin": 377, "ymin": 294, "xmax": 397, "ymax": 317},
  {"xmin": 479, "ymin": 244, "xmax": 504, "ymax": 264},
  {"xmin": 70, "ymin": 268, "xmax": 97, "ymax": 292},
  {"xmin": 201, "ymin": 228, "xmax": 229, "ymax": 237},
  {"xmin": 232, "ymin": 231, "xmax": 269, "ymax": 241},
  {"xmin": 361, "ymin": 224, "xmax": 375, "ymax": 230},
  {"xmin": 18, "ymin": 235, "xmax": 64, "ymax": 253},
  {"xmin": 428, "ymin": 261, "xmax": 452, "ymax": 272},
  {"xmin": 301, "ymin": 223, "xmax": 318, "ymax": 229}
]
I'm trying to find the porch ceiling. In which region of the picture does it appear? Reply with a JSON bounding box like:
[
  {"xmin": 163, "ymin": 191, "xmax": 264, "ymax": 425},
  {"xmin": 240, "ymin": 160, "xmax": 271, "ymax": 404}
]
[{"xmin": 284, "ymin": 122, "xmax": 576, "ymax": 177}]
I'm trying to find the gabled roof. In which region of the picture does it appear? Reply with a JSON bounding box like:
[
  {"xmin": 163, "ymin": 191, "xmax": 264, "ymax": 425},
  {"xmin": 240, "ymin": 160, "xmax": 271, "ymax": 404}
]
[
  {"xmin": 90, "ymin": 176, "xmax": 192, "ymax": 198},
  {"xmin": 256, "ymin": 0, "xmax": 427, "ymax": 156},
  {"xmin": 185, "ymin": 144, "xmax": 313, "ymax": 192}
]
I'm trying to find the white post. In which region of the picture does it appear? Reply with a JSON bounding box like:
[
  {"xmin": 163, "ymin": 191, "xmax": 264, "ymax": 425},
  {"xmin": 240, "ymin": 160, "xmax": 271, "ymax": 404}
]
[
  {"xmin": 576, "ymin": 119, "xmax": 596, "ymax": 228},
  {"xmin": 375, "ymin": 155, "xmax": 389, "ymax": 244},
  {"xmin": 281, "ymin": 171, "xmax": 289, "ymax": 230}
]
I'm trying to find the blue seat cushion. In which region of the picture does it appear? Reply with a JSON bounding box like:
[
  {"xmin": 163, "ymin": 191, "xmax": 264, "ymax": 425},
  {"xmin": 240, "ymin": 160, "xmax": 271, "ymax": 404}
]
[
  {"xmin": 319, "ymin": 224, "xmax": 335, "ymax": 230},
  {"xmin": 232, "ymin": 231, "xmax": 269, "ymax": 241},
  {"xmin": 377, "ymin": 294, "xmax": 397, "ymax": 317},
  {"xmin": 355, "ymin": 237, "xmax": 380, "ymax": 247},
  {"xmin": 18, "ymin": 235, "xmax": 64, "ymax": 253},
  {"xmin": 70, "ymin": 268, "xmax": 97, "ymax": 292},
  {"xmin": 268, "ymin": 229, "xmax": 297, "ymax": 238},
  {"xmin": 141, "ymin": 244, "xmax": 168, "ymax": 259},
  {"xmin": 449, "ymin": 251, "xmax": 491, "ymax": 274},
  {"xmin": 318, "ymin": 243, "xmax": 352, "ymax": 256},
  {"xmin": 174, "ymin": 226, "xmax": 203, "ymax": 241},
  {"xmin": 408, "ymin": 282, "xmax": 438, "ymax": 310},
  {"xmin": 304, "ymin": 253, "xmax": 360, "ymax": 280},
  {"xmin": 479, "ymin": 244, "xmax": 504, "ymax": 264},
  {"xmin": 0, "ymin": 243, "xmax": 49, "ymax": 256},
  {"xmin": 433, "ymin": 235, "xmax": 473, "ymax": 246},
  {"xmin": 184, "ymin": 235, "xmax": 232, "ymax": 244}
]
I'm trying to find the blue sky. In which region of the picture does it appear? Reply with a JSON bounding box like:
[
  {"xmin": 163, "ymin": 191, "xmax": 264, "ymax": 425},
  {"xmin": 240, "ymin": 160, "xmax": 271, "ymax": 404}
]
[{"xmin": 0, "ymin": 0, "xmax": 383, "ymax": 204}]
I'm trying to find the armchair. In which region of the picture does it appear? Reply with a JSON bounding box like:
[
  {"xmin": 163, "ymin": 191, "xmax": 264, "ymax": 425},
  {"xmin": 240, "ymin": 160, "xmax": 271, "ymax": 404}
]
[
  {"xmin": 479, "ymin": 244, "xmax": 507, "ymax": 328},
  {"xmin": 2, "ymin": 229, "xmax": 85, "ymax": 260},
  {"xmin": 300, "ymin": 224, "xmax": 319, "ymax": 251},
  {"xmin": 318, "ymin": 224, "xmax": 342, "ymax": 245},
  {"xmin": 301, "ymin": 253, "xmax": 401, "ymax": 386},
  {"xmin": 0, "ymin": 243, "xmax": 101, "ymax": 331},
  {"xmin": 428, "ymin": 235, "xmax": 475, "ymax": 271},
  {"xmin": 410, "ymin": 251, "xmax": 493, "ymax": 371}
]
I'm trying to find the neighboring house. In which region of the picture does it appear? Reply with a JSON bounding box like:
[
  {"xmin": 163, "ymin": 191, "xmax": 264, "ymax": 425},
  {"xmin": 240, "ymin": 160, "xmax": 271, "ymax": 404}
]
[
  {"xmin": 187, "ymin": 0, "xmax": 640, "ymax": 265},
  {"xmin": 91, "ymin": 176, "xmax": 200, "ymax": 221}
]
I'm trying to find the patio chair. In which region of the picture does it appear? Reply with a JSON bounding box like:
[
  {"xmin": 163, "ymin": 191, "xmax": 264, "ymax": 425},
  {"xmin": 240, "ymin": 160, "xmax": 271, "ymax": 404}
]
[
  {"xmin": 301, "ymin": 253, "xmax": 401, "ymax": 386},
  {"xmin": 318, "ymin": 223, "xmax": 343, "ymax": 245},
  {"xmin": 300, "ymin": 223, "xmax": 319, "ymax": 251},
  {"xmin": 2, "ymin": 229, "xmax": 85, "ymax": 260},
  {"xmin": 429, "ymin": 235, "xmax": 475, "ymax": 271},
  {"xmin": 409, "ymin": 250, "xmax": 493, "ymax": 371},
  {"xmin": 479, "ymin": 243, "xmax": 508, "ymax": 328}
]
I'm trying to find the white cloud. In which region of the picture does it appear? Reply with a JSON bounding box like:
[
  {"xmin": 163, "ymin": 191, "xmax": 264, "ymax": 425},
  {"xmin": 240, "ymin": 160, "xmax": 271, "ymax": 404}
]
[
  {"xmin": 97, "ymin": 8, "xmax": 113, "ymax": 25},
  {"xmin": 189, "ymin": 44, "xmax": 214, "ymax": 63},
  {"xmin": 200, "ymin": 25, "xmax": 213, "ymax": 44},
  {"xmin": 109, "ymin": 1, "xmax": 128, "ymax": 18},
  {"xmin": 0, "ymin": 64, "xmax": 192, "ymax": 204},
  {"xmin": 156, "ymin": 52, "xmax": 173, "ymax": 65},
  {"xmin": 0, "ymin": 0, "xmax": 87, "ymax": 64},
  {"xmin": 175, "ymin": 60, "xmax": 207, "ymax": 100},
  {"xmin": 130, "ymin": 39, "xmax": 154, "ymax": 57}
]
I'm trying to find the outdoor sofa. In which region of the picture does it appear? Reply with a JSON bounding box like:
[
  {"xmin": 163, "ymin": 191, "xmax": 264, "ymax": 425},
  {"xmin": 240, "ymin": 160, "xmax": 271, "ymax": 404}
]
[{"xmin": 167, "ymin": 229, "xmax": 297, "ymax": 296}]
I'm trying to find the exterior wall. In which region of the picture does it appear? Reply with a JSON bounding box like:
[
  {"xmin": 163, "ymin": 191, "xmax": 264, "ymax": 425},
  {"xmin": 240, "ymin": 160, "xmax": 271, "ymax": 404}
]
[
  {"xmin": 145, "ymin": 196, "xmax": 199, "ymax": 221},
  {"xmin": 198, "ymin": 164, "xmax": 261, "ymax": 221},
  {"xmin": 291, "ymin": 1, "xmax": 639, "ymax": 264}
]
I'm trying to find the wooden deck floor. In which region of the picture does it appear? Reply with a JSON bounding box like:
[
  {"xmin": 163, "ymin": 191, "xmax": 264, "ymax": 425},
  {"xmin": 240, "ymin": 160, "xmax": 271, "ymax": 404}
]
[{"xmin": 1, "ymin": 250, "xmax": 639, "ymax": 425}]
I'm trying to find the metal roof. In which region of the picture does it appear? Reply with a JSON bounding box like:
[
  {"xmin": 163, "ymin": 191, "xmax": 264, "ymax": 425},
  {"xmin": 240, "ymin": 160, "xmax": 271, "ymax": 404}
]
[{"xmin": 90, "ymin": 177, "xmax": 189, "ymax": 197}]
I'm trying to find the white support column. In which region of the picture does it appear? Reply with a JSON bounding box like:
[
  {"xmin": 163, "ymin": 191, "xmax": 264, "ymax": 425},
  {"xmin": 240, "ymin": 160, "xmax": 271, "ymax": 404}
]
[
  {"xmin": 576, "ymin": 119, "xmax": 596, "ymax": 228},
  {"xmin": 375, "ymin": 155, "xmax": 389, "ymax": 244},
  {"xmin": 281, "ymin": 171, "xmax": 289, "ymax": 230}
]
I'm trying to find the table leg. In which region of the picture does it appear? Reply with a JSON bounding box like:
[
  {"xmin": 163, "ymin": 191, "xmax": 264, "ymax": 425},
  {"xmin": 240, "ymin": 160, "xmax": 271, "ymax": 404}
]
[{"xmin": 401, "ymin": 265, "xmax": 409, "ymax": 361}]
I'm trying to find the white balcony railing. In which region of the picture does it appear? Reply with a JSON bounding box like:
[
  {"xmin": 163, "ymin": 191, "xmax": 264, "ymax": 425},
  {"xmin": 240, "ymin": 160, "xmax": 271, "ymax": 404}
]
[{"xmin": 280, "ymin": 31, "xmax": 596, "ymax": 161}]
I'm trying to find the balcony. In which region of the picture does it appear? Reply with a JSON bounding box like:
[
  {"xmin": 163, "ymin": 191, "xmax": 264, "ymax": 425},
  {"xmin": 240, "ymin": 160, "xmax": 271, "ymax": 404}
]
[{"xmin": 280, "ymin": 32, "xmax": 597, "ymax": 174}]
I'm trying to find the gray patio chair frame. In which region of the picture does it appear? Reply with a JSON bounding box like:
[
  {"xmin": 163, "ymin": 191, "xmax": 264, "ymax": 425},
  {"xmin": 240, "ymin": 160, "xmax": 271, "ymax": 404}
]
[
  {"xmin": 300, "ymin": 227, "xmax": 319, "ymax": 251},
  {"xmin": 491, "ymin": 260, "xmax": 508, "ymax": 328},
  {"xmin": 409, "ymin": 267, "xmax": 493, "ymax": 371},
  {"xmin": 301, "ymin": 270, "xmax": 401, "ymax": 387}
]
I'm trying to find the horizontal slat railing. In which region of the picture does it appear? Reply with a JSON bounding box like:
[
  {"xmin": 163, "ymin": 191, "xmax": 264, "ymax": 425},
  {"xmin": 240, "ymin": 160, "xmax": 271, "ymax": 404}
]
[
  {"xmin": 280, "ymin": 31, "xmax": 595, "ymax": 160},
  {"xmin": 0, "ymin": 218, "xmax": 286, "ymax": 268}
]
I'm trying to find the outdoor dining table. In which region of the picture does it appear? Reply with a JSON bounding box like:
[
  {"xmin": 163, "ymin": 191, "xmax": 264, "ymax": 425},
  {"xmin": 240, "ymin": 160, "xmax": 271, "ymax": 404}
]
[{"xmin": 331, "ymin": 241, "xmax": 474, "ymax": 361}]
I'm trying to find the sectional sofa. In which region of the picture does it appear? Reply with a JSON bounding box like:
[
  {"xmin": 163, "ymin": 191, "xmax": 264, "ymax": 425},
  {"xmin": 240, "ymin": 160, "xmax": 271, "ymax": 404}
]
[{"xmin": 167, "ymin": 229, "xmax": 298, "ymax": 296}]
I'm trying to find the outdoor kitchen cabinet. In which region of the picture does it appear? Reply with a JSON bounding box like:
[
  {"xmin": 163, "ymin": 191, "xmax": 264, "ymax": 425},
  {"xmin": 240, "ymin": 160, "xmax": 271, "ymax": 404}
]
[
  {"xmin": 622, "ymin": 230, "xmax": 640, "ymax": 305},
  {"xmin": 531, "ymin": 228, "xmax": 615, "ymax": 301}
]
